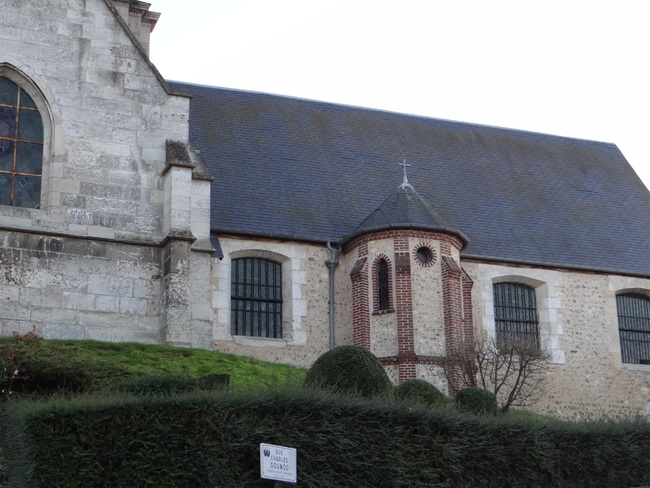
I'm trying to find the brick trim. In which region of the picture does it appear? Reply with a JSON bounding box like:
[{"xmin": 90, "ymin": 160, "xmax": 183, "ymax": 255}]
[
  {"xmin": 394, "ymin": 234, "xmax": 416, "ymax": 382},
  {"xmin": 350, "ymin": 257, "xmax": 370, "ymax": 349},
  {"xmin": 343, "ymin": 229, "xmax": 463, "ymax": 255},
  {"xmin": 441, "ymin": 255, "xmax": 475, "ymax": 392}
]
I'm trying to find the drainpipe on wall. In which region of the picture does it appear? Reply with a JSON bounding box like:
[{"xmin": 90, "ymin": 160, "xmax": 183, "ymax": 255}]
[{"xmin": 326, "ymin": 242, "xmax": 341, "ymax": 350}]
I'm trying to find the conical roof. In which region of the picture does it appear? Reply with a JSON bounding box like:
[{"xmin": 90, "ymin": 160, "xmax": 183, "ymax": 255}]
[{"xmin": 341, "ymin": 178, "xmax": 469, "ymax": 248}]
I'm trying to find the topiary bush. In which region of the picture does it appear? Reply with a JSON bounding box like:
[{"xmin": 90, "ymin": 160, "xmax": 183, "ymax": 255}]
[
  {"xmin": 303, "ymin": 345, "xmax": 392, "ymax": 397},
  {"xmin": 455, "ymin": 387, "xmax": 498, "ymax": 415},
  {"xmin": 394, "ymin": 379, "xmax": 445, "ymax": 406}
]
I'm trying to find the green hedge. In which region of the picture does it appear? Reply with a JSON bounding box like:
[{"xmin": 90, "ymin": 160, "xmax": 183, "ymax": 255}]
[{"xmin": 4, "ymin": 390, "xmax": 649, "ymax": 488}]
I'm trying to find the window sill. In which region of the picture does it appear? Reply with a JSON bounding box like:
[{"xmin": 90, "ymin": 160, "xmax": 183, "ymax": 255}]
[
  {"xmin": 373, "ymin": 308, "xmax": 395, "ymax": 316},
  {"xmin": 232, "ymin": 335, "xmax": 288, "ymax": 349},
  {"xmin": 622, "ymin": 363, "xmax": 650, "ymax": 372}
]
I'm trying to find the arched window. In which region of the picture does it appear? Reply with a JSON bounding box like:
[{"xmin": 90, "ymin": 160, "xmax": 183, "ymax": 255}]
[
  {"xmin": 616, "ymin": 293, "xmax": 650, "ymax": 365},
  {"xmin": 0, "ymin": 75, "xmax": 43, "ymax": 208},
  {"xmin": 377, "ymin": 258, "xmax": 390, "ymax": 310},
  {"xmin": 493, "ymin": 282, "xmax": 539, "ymax": 349},
  {"xmin": 231, "ymin": 257, "xmax": 282, "ymax": 338}
]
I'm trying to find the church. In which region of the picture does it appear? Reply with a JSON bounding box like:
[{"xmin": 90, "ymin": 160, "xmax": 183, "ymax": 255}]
[{"xmin": 1, "ymin": 0, "xmax": 649, "ymax": 417}]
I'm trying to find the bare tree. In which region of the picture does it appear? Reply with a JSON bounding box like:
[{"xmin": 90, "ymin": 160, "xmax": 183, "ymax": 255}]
[{"xmin": 443, "ymin": 333, "xmax": 552, "ymax": 413}]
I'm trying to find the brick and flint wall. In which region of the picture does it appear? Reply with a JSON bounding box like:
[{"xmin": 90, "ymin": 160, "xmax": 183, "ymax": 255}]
[{"xmin": 344, "ymin": 229, "xmax": 473, "ymax": 390}]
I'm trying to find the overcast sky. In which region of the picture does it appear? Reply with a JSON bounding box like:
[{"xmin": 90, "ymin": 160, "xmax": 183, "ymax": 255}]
[{"xmin": 148, "ymin": 0, "xmax": 650, "ymax": 191}]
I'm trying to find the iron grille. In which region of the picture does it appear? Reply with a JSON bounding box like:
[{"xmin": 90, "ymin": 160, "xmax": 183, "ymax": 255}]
[
  {"xmin": 493, "ymin": 282, "xmax": 539, "ymax": 349},
  {"xmin": 616, "ymin": 293, "xmax": 650, "ymax": 364},
  {"xmin": 377, "ymin": 258, "xmax": 390, "ymax": 310},
  {"xmin": 231, "ymin": 257, "xmax": 282, "ymax": 338}
]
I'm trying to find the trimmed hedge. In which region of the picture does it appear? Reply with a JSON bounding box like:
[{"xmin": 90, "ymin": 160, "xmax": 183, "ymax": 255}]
[
  {"xmin": 4, "ymin": 390, "xmax": 649, "ymax": 488},
  {"xmin": 102, "ymin": 373, "xmax": 229, "ymax": 396}
]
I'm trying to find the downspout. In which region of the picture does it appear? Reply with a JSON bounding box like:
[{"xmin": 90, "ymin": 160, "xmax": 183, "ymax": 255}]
[{"xmin": 326, "ymin": 242, "xmax": 341, "ymax": 350}]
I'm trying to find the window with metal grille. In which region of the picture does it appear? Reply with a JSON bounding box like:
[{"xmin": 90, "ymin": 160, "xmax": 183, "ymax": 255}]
[
  {"xmin": 493, "ymin": 282, "xmax": 539, "ymax": 349},
  {"xmin": 377, "ymin": 258, "xmax": 390, "ymax": 310},
  {"xmin": 616, "ymin": 293, "xmax": 650, "ymax": 365},
  {"xmin": 231, "ymin": 257, "xmax": 282, "ymax": 338},
  {"xmin": 0, "ymin": 76, "xmax": 43, "ymax": 208}
]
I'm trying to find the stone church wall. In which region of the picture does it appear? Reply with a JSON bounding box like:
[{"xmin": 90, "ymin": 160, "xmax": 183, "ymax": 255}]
[
  {"xmin": 211, "ymin": 237, "xmax": 331, "ymax": 368},
  {"xmin": 0, "ymin": 0, "xmax": 203, "ymax": 346},
  {"xmin": 0, "ymin": 0, "xmax": 189, "ymax": 241},
  {"xmin": 465, "ymin": 261, "xmax": 650, "ymax": 418},
  {"xmin": 0, "ymin": 230, "xmax": 163, "ymax": 343}
]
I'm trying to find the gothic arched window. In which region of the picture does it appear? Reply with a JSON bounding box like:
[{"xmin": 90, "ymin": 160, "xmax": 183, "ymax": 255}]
[
  {"xmin": 616, "ymin": 293, "xmax": 650, "ymax": 365},
  {"xmin": 0, "ymin": 75, "xmax": 43, "ymax": 208},
  {"xmin": 231, "ymin": 257, "xmax": 283, "ymax": 338},
  {"xmin": 373, "ymin": 256, "xmax": 392, "ymax": 313}
]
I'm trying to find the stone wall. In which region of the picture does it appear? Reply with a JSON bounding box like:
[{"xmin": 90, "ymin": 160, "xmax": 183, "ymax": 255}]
[
  {"xmin": 0, "ymin": 0, "xmax": 210, "ymax": 348},
  {"xmin": 465, "ymin": 261, "xmax": 650, "ymax": 417},
  {"xmin": 0, "ymin": 230, "xmax": 162, "ymax": 343},
  {"xmin": 211, "ymin": 237, "xmax": 331, "ymax": 368},
  {"xmin": 0, "ymin": 0, "xmax": 189, "ymax": 241}
]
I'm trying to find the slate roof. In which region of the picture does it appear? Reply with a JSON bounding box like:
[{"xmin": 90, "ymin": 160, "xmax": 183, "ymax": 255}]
[
  {"xmin": 344, "ymin": 180, "xmax": 469, "ymax": 247},
  {"xmin": 169, "ymin": 81, "xmax": 650, "ymax": 278}
]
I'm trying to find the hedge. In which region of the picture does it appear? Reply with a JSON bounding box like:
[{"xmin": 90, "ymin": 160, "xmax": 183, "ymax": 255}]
[{"xmin": 4, "ymin": 389, "xmax": 649, "ymax": 487}]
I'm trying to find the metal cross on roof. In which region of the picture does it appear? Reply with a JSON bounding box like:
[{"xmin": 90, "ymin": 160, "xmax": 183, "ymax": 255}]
[{"xmin": 399, "ymin": 159, "xmax": 412, "ymax": 189}]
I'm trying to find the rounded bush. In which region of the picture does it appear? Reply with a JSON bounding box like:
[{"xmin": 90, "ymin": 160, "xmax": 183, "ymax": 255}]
[
  {"xmin": 455, "ymin": 387, "xmax": 498, "ymax": 415},
  {"xmin": 304, "ymin": 345, "xmax": 392, "ymax": 397},
  {"xmin": 394, "ymin": 379, "xmax": 445, "ymax": 406}
]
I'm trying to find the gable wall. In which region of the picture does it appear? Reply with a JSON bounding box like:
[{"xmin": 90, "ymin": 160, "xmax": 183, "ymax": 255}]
[{"xmin": 0, "ymin": 0, "xmax": 201, "ymax": 345}]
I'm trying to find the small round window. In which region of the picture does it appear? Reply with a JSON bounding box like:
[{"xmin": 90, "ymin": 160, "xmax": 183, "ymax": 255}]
[{"xmin": 414, "ymin": 245, "xmax": 436, "ymax": 267}]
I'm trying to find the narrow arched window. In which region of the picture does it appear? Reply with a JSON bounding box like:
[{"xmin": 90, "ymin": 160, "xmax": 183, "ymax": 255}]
[
  {"xmin": 0, "ymin": 76, "xmax": 43, "ymax": 208},
  {"xmin": 493, "ymin": 282, "xmax": 539, "ymax": 349},
  {"xmin": 377, "ymin": 258, "xmax": 390, "ymax": 311},
  {"xmin": 616, "ymin": 293, "xmax": 650, "ymax": 365},
  {"xmin": 231, "ymin": 257, "xmax": 282, "ymax": 338}
]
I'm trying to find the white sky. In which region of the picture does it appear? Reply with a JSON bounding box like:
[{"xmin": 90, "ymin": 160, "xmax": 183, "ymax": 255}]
[{"xmin": 148, "ymin": 0, "xmax": 650, "ymax": 191}]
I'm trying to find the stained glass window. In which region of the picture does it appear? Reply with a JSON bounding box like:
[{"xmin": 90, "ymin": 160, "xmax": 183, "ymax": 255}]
[{"xmin": 0, "ymin": 76, "xmax": 43, "ymax": 208}]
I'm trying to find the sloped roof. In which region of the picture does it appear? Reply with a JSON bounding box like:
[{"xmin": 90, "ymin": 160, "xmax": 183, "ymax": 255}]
[
  {"xmin": 169, "ymin": 82, "xmax": 650, "ymax": 277},
  {"xmin": 344, "ymin": 180, "xmax": 468, "ymax": 247}
]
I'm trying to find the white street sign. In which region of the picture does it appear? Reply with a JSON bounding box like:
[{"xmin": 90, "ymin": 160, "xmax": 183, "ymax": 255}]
[{"xmin": 260, "ymin": 443, "xmax": 297, "ymax": 484}]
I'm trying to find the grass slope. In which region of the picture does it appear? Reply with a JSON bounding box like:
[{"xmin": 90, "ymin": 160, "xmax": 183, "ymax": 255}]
[{"xmin": 0, "ymin": 337, "xmax": 307, "ymax": 392}]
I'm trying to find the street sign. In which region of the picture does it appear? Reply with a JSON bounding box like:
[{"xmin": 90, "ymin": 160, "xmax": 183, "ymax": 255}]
[{"xmin": 260, "ymin": 443, "xmax": 297, "ymax": 484}]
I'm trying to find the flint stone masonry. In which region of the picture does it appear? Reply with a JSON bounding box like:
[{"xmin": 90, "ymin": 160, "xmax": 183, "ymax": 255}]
[
  {"xmin": 465, "ymin": 261, "xmax": 650, "ymax": 417},
  {"xmin": 212, "ymin": 238, "xmax": 329, "ymax": 368}
]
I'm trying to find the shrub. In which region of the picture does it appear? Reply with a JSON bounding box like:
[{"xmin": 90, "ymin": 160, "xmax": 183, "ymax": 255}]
[
  {"xmin": 103, "ymin": 373, "xmax": 229, "ymax": 396},
  {"xmin": 303, "ymin": 345, "xmax": 392, "ymax": 397},
  {"xmin": 455, "ymin": 387, "xmax": 498, "ymax": 415},
  {"xmin": 394, "ymin": 379, "xmax": 445, "ymax": 406},
  {"xmin": 5, "ymin": 389, "xmax": 650, "ymax": 488}
]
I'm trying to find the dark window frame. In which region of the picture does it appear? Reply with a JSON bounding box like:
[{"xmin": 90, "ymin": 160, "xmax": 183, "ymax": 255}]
[
  {"xmin": 616, "ymin": 293, "xmax": 650, "ymax": 365},
  {"xmin": 372, "ymin": 255, "xmax": 393, "ymax": 314},
  {"xmin": 493, "ymin": 282, "xmax": 539, "ymax": 349},
  {"xmin": 231, "ymin": 257, "xmax": 283, "ymax": 338},
  {"xmin": 377, "ymin": 258, "xmax": 390, "ymax": 311},
  {"xmin": 0, "ymin": 75, "xmax": 43, "ymax": 208}
]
